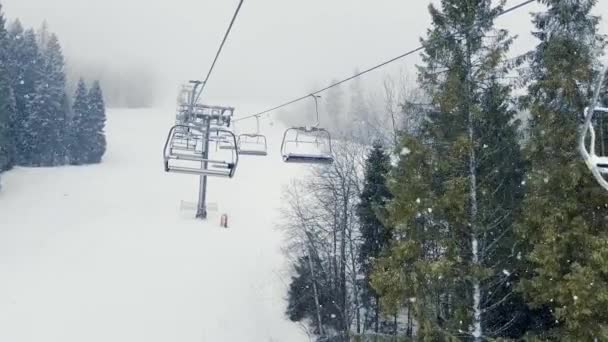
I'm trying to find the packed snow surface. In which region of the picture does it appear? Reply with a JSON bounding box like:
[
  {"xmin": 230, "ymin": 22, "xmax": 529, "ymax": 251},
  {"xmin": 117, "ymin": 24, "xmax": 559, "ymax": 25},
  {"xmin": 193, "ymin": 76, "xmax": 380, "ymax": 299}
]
[{"xmin": 0, "ymin": 109, "xmax": 307, "ymax": 342}]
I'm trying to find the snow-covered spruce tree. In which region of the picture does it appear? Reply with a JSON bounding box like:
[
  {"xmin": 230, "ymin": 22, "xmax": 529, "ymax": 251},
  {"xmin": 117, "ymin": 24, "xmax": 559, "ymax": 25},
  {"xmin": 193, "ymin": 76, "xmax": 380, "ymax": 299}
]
[
  {"xmin": 0, "ymin": 4, "xmax": 16, "ymax": 172},
  {"xmin": 516, "ymin": 0, "xmax": 608, "ymax": 339},
  {"xmin": 85, "ymin": 80, "xmax": 106, "ymax": 163},
  {"xmin": 372, "ymin": 0, "xmax": 526, "ymax": 340},
  {"xmin": 68, "ymin": 78, "xmax": 88, "ymax": 164},
  {"xmin": 26, "ymin": 33, "xmax": 68, "ymax": 166},
  {"xmin": 41, "ymin": 33, "xmax": 69, "ymax": 165},
  {"xmin": 8, "ymin": 27, "xmax": 40, "ymax": 166},
  {"xmin": 0, "ymin": 70, "xmax": 16, "ymax": 172},
  {"xmin": 356, "ymin": 141, "xmax": 393, "ymax": 334}
]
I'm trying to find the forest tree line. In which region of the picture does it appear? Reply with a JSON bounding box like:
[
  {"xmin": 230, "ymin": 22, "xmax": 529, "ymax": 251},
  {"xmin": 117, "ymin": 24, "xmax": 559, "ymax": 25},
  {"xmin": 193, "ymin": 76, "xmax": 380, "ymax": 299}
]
[
  {"xmin": 0, "ymin": 5, "xmax": 107, "ymax": 177},
  {"xmin": 282, "ymin": 0, "xmax": 608, "ymax": 341}
]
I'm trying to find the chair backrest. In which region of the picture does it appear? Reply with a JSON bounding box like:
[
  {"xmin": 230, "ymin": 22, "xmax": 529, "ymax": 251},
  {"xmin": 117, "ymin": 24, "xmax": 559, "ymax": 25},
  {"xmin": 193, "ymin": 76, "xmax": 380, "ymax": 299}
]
[
  {"xmin": 281, "ymin": 126, "xmax": 333, "ymax": 164},
  {"xmin": 238, "ymin": 134, "xmax": 268, "ymax": 156}
]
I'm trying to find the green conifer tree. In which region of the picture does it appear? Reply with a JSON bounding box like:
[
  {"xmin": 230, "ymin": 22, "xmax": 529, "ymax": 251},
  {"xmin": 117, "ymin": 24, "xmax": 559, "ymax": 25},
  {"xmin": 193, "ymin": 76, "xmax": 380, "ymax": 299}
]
[
  {"xmin": 372, "ymin": 1, "xmax": 526, "ymax": 340},
  {"xmin": 10, "ymin": 28, "xmax": 41, "ymax": 166},
  {"xmin": 68, "ymin": 78, "xmax": 88, "ymax": 165},
  {"xmin": 357, "ymin": 141, "xmax": 393, "ymax": 334},
  {"xmin": 516, "ymin": 0, "xmax": 608, "ymax": 339},
  {"xmin": 0, "ymin": 4, "xmax": 15, "ymax": 172},
  {"xmin": 86, "ymin": 80, "xmax": 106, "ymax": 163}
]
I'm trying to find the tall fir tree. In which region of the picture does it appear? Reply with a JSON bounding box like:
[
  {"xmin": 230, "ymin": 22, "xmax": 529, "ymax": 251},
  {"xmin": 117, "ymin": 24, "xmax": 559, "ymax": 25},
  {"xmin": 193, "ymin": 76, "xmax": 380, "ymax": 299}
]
[
  {"xmin": 69, "ymin": 78, "xmax": 88, "ymax": 165},
  {"xmin": 0, "ymin": 70, "xmax": 15, "ymax": 172},
  {"xmin": 27, "ymin": 33, "xmax": 68, "ymax": 166},
  {"xmin": 372, "ymin": 0, "xmax": 526, "ymax": 340},
  {"xmin": 44, "ymin": 34, "xmax": 68, "ymax": 165},
  {"xmin": 516, "ymin": 0, "xmax": 608, "ymax": 339},
  {"xmin": 0, "ymin": 3, "xmax": 15, "ymax": 171},
  {"xmin": 286, "ymin": 255, "xmax": 342, "ymax": 337},
  {"xmin": 7, "ymin": 26, "xmax": 40, "ymax": 165},
  {"xmin": 86, "ymin": 80, "xmax": 106, "ymax": 163},
  {"xmin": 356, "ymin": 141, "xmax": 393, "ymax": 334}
]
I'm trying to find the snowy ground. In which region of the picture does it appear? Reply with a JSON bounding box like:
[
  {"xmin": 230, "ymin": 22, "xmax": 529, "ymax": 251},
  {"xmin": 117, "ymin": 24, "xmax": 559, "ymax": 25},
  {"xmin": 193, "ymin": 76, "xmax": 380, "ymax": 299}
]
[{"xmin": 0, "ymin": 108, "xmax": 308, "ymax": 342}]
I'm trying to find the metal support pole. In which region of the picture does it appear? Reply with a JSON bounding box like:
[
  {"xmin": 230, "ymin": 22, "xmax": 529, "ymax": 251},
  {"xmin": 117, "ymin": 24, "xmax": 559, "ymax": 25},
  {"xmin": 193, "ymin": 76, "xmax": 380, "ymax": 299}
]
[{"xmin": 196, "ymin": 118, "xmax": 211, "ymax": 219}]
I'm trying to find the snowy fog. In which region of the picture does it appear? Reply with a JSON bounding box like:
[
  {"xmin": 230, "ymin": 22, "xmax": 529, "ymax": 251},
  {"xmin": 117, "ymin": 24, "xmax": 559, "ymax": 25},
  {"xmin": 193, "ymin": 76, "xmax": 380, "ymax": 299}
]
[
  {"xmin": 3, "ymin": 0, "xmax": 608, "ymax": 341},
  {"xmin": 4, "ymin": 0, "xmax": 598, "ymax": 108}
]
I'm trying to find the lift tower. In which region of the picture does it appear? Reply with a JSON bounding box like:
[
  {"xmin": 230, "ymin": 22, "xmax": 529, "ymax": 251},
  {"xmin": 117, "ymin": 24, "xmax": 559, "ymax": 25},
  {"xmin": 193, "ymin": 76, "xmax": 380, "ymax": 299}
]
[{"xmin": 163, "ymin": 81, "xmax": 238, "ymax": 219}]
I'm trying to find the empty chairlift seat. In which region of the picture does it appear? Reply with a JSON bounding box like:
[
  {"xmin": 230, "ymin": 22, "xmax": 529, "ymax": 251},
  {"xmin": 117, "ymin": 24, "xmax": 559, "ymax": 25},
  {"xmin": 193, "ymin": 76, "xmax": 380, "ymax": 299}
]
[
  {"xmin": 237, "ymin": 116, "xmax": 268, "ymax": 156},
  {"xmin": 281, "ymin": 126, "xmax": 334, "ymax": 164},
  {"xmin": 238, "ymin": 134, "xmax": 268, "ymax": 156},
  {"xmin": 280, "ymin": 95, "xmax": 334, "ymax": 164},
  {"xmin": 164, "ymin": 124, "xmax": 239, "ymax": 178}
]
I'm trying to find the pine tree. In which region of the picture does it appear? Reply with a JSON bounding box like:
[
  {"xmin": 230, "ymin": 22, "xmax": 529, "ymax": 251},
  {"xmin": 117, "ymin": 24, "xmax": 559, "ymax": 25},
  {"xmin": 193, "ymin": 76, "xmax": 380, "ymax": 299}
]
[
  {"xmin": 0, "ymin": 69, "xmax": 15, "ymax": 172},
  {"xmin": 0, "ymin": 3, "xmax": 15, "ymax": 171},
  {"xmin": 85, "ymin": 80, "xmax": 106, "ymax": 163},
  {"xmin": 0, "ymin": 4, "xmax": 7, "ymax": 63},
  {"xmin": 516, "ymin": 0, "xmax": 608, "ymax": 339},
  {"xmin": 357, "ymin": 141, "xmax": 392, "ymax": 334},
  {"xmin": 36, "ymin": 21, "xmax": 49, "ymax": 54},
  {"xmin": 7, "ymin": 25, "xmax": 40, "ymax": 165},
  {"xmin": 286, "ymin": 255, "xmax": 342, "ymax": 337},
  {"xmin": 41, "ymin": 33, "xmax": 68, "ymax": 165},
  {"xmin": 68, "ymin": 78, "xmax": 88, "ymax": 165},
  {"xmin": 372, "ymin": 1, "xmax": 526, "ymax": 340}
]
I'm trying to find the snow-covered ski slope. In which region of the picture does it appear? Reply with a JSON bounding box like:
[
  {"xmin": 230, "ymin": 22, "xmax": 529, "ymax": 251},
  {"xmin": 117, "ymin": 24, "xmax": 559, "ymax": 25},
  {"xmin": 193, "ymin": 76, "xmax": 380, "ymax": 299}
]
[{"xmin": 0, "ymin": 108, "xmax": 308, "ymax": 342}]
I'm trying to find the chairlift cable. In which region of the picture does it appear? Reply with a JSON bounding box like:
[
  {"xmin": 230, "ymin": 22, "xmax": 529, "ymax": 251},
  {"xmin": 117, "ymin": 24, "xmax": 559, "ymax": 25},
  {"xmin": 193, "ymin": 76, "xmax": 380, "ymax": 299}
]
[
  {"xmin": 233, "ymin": 0, "xmax": 536, "ymax": 123},
  {"xmin": 194, "ymin": 0, "xmax": 245, "ymax": 104}
]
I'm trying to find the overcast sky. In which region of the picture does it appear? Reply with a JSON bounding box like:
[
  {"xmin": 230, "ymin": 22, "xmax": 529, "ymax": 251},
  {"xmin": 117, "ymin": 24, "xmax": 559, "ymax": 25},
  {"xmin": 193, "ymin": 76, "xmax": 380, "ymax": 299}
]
[{"xmin": 2, "ymin": 0, "xmax": 607, "ymax": 110}]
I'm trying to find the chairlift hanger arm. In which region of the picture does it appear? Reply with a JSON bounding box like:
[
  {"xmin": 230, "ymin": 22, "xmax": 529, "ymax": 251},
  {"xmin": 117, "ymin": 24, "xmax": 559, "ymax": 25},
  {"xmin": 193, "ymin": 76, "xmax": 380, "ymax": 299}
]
[
  {"xmin": 580, "ymin": 65, "xmax": 608, "ymax": 191},
  {"xmin": 310, "ymin": 94, "xmax": 321, "ymax": 128}
]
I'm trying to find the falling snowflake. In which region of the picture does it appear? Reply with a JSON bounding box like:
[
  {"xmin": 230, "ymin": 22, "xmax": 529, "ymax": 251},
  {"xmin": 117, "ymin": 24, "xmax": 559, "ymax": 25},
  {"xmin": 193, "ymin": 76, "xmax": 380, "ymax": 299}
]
[
  {"xmin": 544, "ymin": 177, "xmax": 549, "ymax": 183},
  {"xmin": 401, "ymin": 147, "xmax": 411, "ymax": 156},
  {"xmin": 427, "ymin": 208, "xmax": 433, "ymax": 214},
  {"xmin": 483, "ymin": 144, "xmax": 488, "ymax": 149},
  {"xmin": 573, "ymin": 295, "xmax": 578, "ymax": 301},
  {"xmin": 502, "ymin": 269, "xmax": 511, "ymax": 277},
  {"xmin": 416, "ymin": 198, "xmax": 421, "ymax": 204},
  {"xmin": 330, "ymin": 314, "xmax": 336, "ymax": 319}
]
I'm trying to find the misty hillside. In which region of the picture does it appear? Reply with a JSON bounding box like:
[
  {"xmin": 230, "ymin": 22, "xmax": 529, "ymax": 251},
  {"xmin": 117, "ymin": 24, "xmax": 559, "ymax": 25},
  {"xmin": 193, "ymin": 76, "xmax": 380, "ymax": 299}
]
[
  {"xmin": 2, "ymin": 0, "xmax": 608, "ymax": 341},
  {"xmin": 66, "ymin": 62, "xmax": 159, "ymax": 108}
]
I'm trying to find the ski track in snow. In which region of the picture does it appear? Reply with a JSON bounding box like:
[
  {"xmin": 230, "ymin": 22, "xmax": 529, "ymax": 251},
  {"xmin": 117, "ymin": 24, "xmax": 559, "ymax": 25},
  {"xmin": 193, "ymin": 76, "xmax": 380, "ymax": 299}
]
[{"xmin": 0, "ymin": 108, "xmax": 308, "ymax": 342}]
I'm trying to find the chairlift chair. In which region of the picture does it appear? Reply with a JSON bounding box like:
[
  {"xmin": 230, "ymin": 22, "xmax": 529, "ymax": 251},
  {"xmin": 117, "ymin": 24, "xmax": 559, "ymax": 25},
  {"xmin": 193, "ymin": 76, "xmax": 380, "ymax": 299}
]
[
  {"xmin": 281, "ymin": 95, "xmax": 334, "ymax": 164},
  {"xmin": 238, "ymin": 115, "xmax": 268, "ymax": 156},
  {"xmin": 580, "ymin": 65, "xmax": 608, "ymax": 190},
  {"xmin": 164, "ymin": 124, "xmax": 239, "ymax": 178},
  {"xmin": 210, "ymin": 130, "xmax": 239, "ymax": 151}
]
